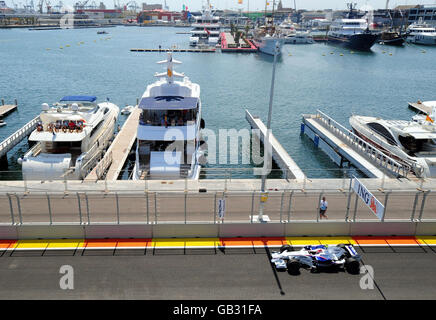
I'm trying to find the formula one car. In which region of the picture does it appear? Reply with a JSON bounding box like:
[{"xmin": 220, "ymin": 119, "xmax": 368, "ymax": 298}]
[{"xmin": 271, "ymin": 244, "xmax": 361, "ymax": 275}]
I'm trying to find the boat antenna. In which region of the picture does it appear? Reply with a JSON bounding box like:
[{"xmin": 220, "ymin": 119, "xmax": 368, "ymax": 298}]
[{"xmin": 155, "ymin": 52, "xmax": 183, "ymax": 84}]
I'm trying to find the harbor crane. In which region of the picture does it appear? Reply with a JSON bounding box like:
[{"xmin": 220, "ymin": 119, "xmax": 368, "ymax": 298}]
[
  {"xmin": 123, "ymin": 1, "xmax": 138, "ymax": 12},
  {"xmin": 74, "ymin": 0, "xmax": 90, "ymax": 11},
  {"xmin": 37, "ymin": 0, "xmax": 51, "ymax": 13}
]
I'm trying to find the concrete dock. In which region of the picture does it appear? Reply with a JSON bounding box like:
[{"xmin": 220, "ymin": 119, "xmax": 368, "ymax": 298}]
[
  {"xmin": 301, "ymin": 111, "xmax": 413, "ymax": 178},
  {"xmin": 85, "ymin": 107, "xmax": 140, "ymax": 181},
  {"xmin": 246, "ymin": 110, "xmax": 306, "ymax": 180},
  {"xmin": 131, "ymin": 48, "xmax": 216, "ymax": 53},
  {"xmin": 220, "ymin": 32, "xmax": 258, "ymax": 53},
  {"xmin": 408, "ymin": 101, "xmax": 434, "ymax": 115},
  {"xmin": 0, "ymin": 101, "xmax": 17, "ymax": 118}
]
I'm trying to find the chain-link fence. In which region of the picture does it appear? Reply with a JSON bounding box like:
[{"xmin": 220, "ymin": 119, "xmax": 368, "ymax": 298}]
[{"xmin": 1, "ymin": 189, "xmax": 435, "ymax": 225}]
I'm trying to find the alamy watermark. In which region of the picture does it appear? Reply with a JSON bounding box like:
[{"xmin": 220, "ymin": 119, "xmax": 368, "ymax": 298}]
[
  {"xmin": 59, "ymin": 265, "xmax": 74, "ymax": 290},
  {"xmin": 359, "ymin": 265, "xmax": 374, "ymax": 290}
]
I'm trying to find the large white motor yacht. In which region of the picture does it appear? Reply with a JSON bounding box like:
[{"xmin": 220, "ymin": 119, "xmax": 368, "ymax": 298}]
[
  {"xmin": 18, "ymin": 96, "xmax": 119, "ymax": 180},
  {"xmin": 189, "ymin": 0, "xmax": 220, "ymax": 47},
  {"xmin": 132, "ymin": 53, "xmax": 204, "ymax": 180},
  {"xmin": 406, "ymin": 20, "xmax": 436, "ymax": 45},
  {"xmin": 350, "ymin": 114, "xmax": 436, "ymax": 178}
]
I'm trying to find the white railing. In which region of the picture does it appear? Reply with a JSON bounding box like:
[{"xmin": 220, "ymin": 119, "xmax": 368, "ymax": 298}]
[
  {"xmin": 95, "ymin": 150, "xmax": 113, "ymax": 179},
  {"xmin": 0, "ymin": 116, "xmax": 40, "ymax": 158},
  {"xmin": 314, "ymin": 110, "xmax": 416, "ymax": 178}
]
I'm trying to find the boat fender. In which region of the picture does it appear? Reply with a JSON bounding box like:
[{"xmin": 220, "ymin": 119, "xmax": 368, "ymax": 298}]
[{"xmin": 201, "ymin": 118, "xmax": 205, "ymax": 129}]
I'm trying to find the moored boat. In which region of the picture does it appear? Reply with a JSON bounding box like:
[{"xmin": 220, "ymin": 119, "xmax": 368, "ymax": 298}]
[{"xmin": 18, "ymin": 96, "xmax": 119, "ymax": 180}]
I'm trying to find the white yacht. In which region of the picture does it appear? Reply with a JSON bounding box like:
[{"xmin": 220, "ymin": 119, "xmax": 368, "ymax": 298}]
[
  {"xmin": 406, "ymin": 20, "xmax": 436, "ymax": 45},
  {"xmin": 18, "ymin": 96, "xmax": 119, "ymax": 180},
  {"xmin": 189, "ymin": 0, "xmax": 220, "ymax": 47},
  {"xmin": 253, "ymin": 18, "xmax": 285, "ymax": 56},
  {"xmin": 133, "ymin": 53, "xmax": 204, "ymax": 180},
  {"xmin": 350, "ymin": 115, "xmax": 436, "ymax": 178},
  {"xmin": 284, "ymin": 30, "xmax": 314, "ymax": 44}
]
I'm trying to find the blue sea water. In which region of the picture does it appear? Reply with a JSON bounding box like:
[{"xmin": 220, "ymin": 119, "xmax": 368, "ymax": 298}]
[{"xmin": 0, "ymin": 26, "xmax": 435, "ymax": 179}]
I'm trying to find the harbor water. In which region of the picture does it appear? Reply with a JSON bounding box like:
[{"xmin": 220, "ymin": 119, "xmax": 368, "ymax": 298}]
[{"xmin": 0, "ymin": 26, "xmax": 435, "ymax": 179}]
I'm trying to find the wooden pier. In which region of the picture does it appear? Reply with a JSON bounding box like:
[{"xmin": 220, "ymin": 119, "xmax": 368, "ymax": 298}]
[
  {"xmin": 246, "ymin": 110, "xmax": 306, "ymax": 180},
  {"xmin": 0, "ymin": 99, "xmax": 18, "ymax": 118},
  {"xmin": 85, "ymin": 107, "xmax": 140, "ymax": 181},
  {"xmin": 131, "ymin": 48, "xmax": 216, "ymax": 53}
]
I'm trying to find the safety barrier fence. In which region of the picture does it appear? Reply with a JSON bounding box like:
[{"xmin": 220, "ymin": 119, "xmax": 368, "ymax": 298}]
[
  {"xmin": 0, "ymin": 168, "xmax": 433, "ymax": 193},
  {"xmin": 1, "ymin": 189, "xmax": 435, "ymax": 226}
]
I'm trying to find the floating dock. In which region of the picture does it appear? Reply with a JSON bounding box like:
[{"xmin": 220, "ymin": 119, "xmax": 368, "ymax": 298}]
[
  {"xmin": 220, "ymin": 32, "xmax": 258, "ymax": 53},
  {"xmin": 130, "ymin": 48, "xmax": 216, "ymax": 53},
  {"xmin": 301, "ymin": 111, "xmax": 413, "ymax": 179},
  {"xmin": 246, "ymin": 110, "xmax": 306, "ymax": 180},
  {"xmin": 408, "ymin": 101, "xmax": 434, "ymax": 115},
  {"xmin": 85, "ymin": 107, "xmax": 140, "ymax": 181},
  {"xmin": 0, "ymin": 99, "xmax": 18, "ymax": 117}
]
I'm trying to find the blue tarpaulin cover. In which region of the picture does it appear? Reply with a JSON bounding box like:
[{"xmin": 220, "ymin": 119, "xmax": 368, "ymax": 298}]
[{"xmin": 60, "ymin": 96, "xmax": 97, "ymax": 102}]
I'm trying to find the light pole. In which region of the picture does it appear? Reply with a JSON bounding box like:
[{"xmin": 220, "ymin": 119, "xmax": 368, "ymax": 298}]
[{"xmin": 257, "ymin": 40, "xmax": 279, "ymax": 223}]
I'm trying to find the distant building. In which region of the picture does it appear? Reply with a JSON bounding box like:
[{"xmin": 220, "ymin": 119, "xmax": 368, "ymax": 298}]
[
  {"xmin": 142, "ymin": 3, "xmax": 162, "ymax": 11},
  {"xmin": 137, "ymin": 9, "xmax": 182, "ymax": 23},
  {"xmin": 407, "ymin": 4, "xmax": 436, "ymax": 26},
  {"xmin": 77, "ymin": 9, "xmax": 122, "ymax": 19}
]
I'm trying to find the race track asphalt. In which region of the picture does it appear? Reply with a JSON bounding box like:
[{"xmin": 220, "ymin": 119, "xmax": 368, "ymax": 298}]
[{"xmin": 0, "ymin": 244, "xmax": 435, "ymax": 300}]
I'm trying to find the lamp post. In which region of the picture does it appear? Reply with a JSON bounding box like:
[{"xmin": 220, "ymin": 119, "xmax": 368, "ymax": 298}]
[{"xmin": 257, "ymin": 40, "xmax": 279, "ymax": 223}]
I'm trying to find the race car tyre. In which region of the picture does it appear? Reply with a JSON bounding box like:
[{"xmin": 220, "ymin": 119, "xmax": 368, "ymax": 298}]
[
  {"xmin": 345, "ymin": 257, "xmax": 360, "ymax": 274},
  {"xmin": 287, "ymin": 259, "xmax": 300, "ymax": 275},
  {"xmin": 280, "ymin": 245, "xmax": 291, "ymax": 253}
]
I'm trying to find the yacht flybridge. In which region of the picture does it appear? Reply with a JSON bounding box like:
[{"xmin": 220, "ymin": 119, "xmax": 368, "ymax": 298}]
[
  {"xmin": 189, "ymin": 0, "xmax": 220, "ymax": 47},
  {"xmin": 18, "ymin": 96, "xmax": 119, "ymax": 180},
  {"xmin": 350, "ymin": 113, "xmax": 436, "ymax": 178},
  {"xmin": 133, "ymin": 53, "xmax": 204, "ymax": 180}
]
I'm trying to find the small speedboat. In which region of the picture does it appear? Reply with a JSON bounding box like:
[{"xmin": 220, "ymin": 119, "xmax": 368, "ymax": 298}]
[
  {"xmin": 97, "ymin": 31, "xmax": 108, "ymax": 35},
  {"xmin": 121, "ymin": 105, "xmax": 135, "ymax": 115},
  {"xmin": 0, "ymin": 119, "xmax": 6, "ymax": 127}
]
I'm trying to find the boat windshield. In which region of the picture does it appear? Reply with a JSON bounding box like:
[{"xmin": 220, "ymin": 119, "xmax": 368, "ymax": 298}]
[
  {"xmin": 140, "ymin": 109, "xmax": 197, "ymax": 126},
  {"xmin": 398, "ymin": 136, "xmax": 436, "ymax": 156}
]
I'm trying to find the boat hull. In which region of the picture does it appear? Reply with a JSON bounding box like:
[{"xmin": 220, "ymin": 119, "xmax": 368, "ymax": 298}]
[
  {"xmin": 253, "ymin": 37, "xmax": 284, "ymax": 55},
  {"xmin": 327, "ymin": 32, "xmax": 378, "ymax": 51}
]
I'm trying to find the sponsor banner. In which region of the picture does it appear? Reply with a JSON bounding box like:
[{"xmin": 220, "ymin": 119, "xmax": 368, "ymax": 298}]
[
  {"xmin": 352, "ymin": 177, "xmax": 385, "ymax": 220},
  {"xmin": 218, "ymin": 199, "xmax": 226, "ymax": 219}
]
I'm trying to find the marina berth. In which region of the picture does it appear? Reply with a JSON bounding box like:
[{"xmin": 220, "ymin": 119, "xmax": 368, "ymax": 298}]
[
  {"xmin": 18, "ymin": 96, "xmax": 119, "ymax": 180},
  {"xmin": 133, "ymin": 53, "xmax": 204, "ymax": 180}
]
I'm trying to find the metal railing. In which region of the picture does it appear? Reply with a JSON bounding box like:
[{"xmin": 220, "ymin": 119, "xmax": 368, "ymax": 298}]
[
  {"xmin": 0, "ymin": 188, "xmax": 434, "ymax": 226},
  {"xmin": 0, "ymin": 116, "xmax": 40, "ymax": 158},
  {"xmin": 314, "ymin": 110, "xmax": 415, "ymax": 178}
]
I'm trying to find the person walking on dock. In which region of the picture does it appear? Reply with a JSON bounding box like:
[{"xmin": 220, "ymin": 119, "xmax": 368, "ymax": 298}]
[{"xmin": 319, "ymin": 197, "xmax": 328, "ymax": 220}]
